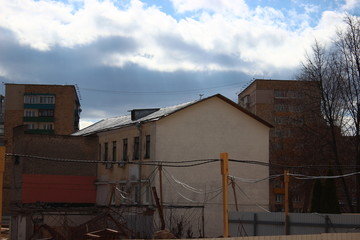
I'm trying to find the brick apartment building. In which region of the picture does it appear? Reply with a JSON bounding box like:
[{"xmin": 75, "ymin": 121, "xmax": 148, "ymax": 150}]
[
  {"xmin": 3, "ymin": 84, "xmax": 82, "ymax": 215},
  {"xmin": 238, "ymin": 79, "xmax": 324, "ymax": 212}
]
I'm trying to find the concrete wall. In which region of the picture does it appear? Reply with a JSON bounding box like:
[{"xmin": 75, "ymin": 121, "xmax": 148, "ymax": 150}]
[
  {"xmin": 96, "ymin": 123, "xmax": 157, "ymax": 205},
  {"xmin": 154, "ymin": 97, "xmax": 270, "ymax": 237}
]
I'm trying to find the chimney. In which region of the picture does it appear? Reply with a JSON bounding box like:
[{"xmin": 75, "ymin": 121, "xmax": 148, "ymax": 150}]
[{"xmin": 131, "ymin": 108, "xmax": 160, "ymax": 121}]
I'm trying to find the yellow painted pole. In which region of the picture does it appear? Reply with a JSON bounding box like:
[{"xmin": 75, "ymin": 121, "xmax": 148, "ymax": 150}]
[
  {"xmin": 220, "ymin": 152, "xmax": 229, "ymax": 238},
  {"xmin": 0, "ymin": 146, "xmax": 5, "ymax": 232}
]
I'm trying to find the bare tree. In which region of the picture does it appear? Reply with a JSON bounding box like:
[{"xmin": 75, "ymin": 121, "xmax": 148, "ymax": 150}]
[
  {"xmin": 335, "ymin": 15, "xmax": 360, "ymax": 212},
  {"xmin": 297, "ymin": 40, "xmax": 354, "ymax": 212}
]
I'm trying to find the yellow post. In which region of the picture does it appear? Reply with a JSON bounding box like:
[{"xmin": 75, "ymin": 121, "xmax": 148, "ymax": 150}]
[
  {"xmin": 0, "ymin": 146, "xmax": 5, "ymax": 232},
  {"xmin": 220, "ymin": 152, "xmax": 229, "ymax": 238}
]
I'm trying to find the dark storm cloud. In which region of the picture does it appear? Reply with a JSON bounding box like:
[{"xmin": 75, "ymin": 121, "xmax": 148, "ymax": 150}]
[
  {"xmin": 0, "ymin": 27, "xmax": 292, "ymax": 121},
  {"xmin": 156, "ymin": 33, "xmax": 253, "ymax": 68}
]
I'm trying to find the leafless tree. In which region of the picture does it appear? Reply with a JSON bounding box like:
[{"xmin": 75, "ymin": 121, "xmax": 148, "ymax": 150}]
[
  {"xmin": 335, "ymin": 15, "xmax": 360, "ymax": 212},
  {"xmin": 297, "ymin": 39, "xmax": 354, "ymax": 212}
]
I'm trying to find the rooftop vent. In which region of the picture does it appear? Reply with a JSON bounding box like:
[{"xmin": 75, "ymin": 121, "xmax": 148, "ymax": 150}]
[{"xmin": 130, "ymin": 108, "xmax": 160, "ymax": 121}]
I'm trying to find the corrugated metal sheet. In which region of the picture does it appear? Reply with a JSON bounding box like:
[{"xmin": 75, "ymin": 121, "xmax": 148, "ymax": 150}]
[
  {"xmin": 72, "ymin": 101, "xmax": 195, "ymax": 136},
  {"xmin": 229, "ymin": 212, "xmax": 360, "ymax": 237}
]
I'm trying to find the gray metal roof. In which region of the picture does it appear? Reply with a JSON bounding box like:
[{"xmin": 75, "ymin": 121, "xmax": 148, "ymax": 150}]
[
  {"xmin": 72, "ymin": 94, "xmax": 273, "ymax": 136},
  {"xmin": 72, "ymin": 100, "xmax": 195, "ymax": 136}
]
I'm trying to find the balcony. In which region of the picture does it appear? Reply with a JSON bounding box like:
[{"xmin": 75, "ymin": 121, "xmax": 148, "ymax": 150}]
[
  {"xmin": 24, "ymin": 116, "xmax": 54, "ymax": 122},
  {"xmin": 25, "ymin": 129, "xmax": 54, "ymax": 134},
  {"xmin": 24, "ymin": 103, "xmax": 55, "ymax": 109}
]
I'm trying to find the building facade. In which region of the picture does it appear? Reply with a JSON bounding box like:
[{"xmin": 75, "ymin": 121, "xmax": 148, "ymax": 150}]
[
  {"xmin": 238, "ymin": 79, "xmax": 323, "ymax": 212},
  {"xmin": 3, "ymin": 84, "xmax": 81, "ymax": 216},
  {"xmin": 74, "ymin": 94, "xmax": 272, "ymax": 237}
]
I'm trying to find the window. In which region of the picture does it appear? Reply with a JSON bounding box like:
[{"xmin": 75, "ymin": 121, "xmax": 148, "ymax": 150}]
[
  {"xmin": 24, "ymin": 95, "xmax": 55, "ymax": 104},
  {"xmin": 274, "ymin": 89, "xmax": 287, "ymax": 98},
  {"xmin": 274, "ymin": 104, "xmax": 288, "ymax": 112},
  {"xmin": 98, "ymin": 144, "xmax": 101, "ymax": 161},
  {"xmin": 133, "ymin": 184, "xmax": 140, "ymax": 203},
  {"xmin": 123, "ymin": 138, "xmax": 128, "ymax": 161},
  {"xmin": 145, "ymin": 135, "xmax": 150, "ymax": 159},
  {"xmin": 133, "ymin": 137, "xmax": 139, "ymax": 160},
  {"xmin": 24, "ymin": 110, "xmax": 37, "ymax": 117},
  {"xmin": 293, "ymin": 194, "xmax": 301, "ymax": 202},
  {"xmin": 27, "ymin": 123, "xmax": 36, "ymax": 129},
  {"xmin": 39, "ymin": 96, "xmax": 55, "ymax": 104},
  {"xmin": 104, "ymin": 142, "xmax": 108, "ymax": 162},
  {"xmin": 112, "ymin": 141, "xmax": 117, "ymax": 162},
  {"xmin": 275, "ymin": 194, "xmax": 284, "ymax": 203},
  {"xmin": 39, "ymin": 109, "xmax": 54, "ymax": 117},
  {"xmin": 41, "ymin": 123, "xmax": 53, "ymax": 130}
]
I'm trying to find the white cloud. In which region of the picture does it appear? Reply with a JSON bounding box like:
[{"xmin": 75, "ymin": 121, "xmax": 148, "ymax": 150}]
[
  {"xmin": 342, "ymin": 0, "xmax": 360, "ymax": 10},
  {"xmin": 0, "ymin": 0, "xmax": 353, "ymax": 77},
  {"xmin": 79, "ymin": 119, "xmax": 96, "ymax": 130},
  {"xmin": 170, "ymin": 0, "xmax": 249, "ymax": 15}
]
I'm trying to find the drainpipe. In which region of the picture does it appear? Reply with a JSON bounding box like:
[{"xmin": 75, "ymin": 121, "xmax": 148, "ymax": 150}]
[{"xmin": 136, "ymin": 122, "xmax": 143, "ymax": 205}]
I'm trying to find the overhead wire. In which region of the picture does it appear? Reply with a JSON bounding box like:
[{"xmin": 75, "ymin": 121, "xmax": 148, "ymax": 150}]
[
  {"xmin": 163, "ymin": 168, "xmax": 223, "ymax": 194},
  {"xmin": 6, "ymin": 153, "xmax": 218, "ymax": 168},
  {"xmin": 289, "ymin": 171, "xmax": 360, "ymax": 180},
  {"xmin": 233, "ymin": 180, "xmax": 270, "ymax": 213},
  {"xmin": 162, "ymin": 168, "xmax": 198, "ymax": 203},
  {"xmin": 80, "ymin": 82, "xmax": 243, "ymax": 96},
  {"xmin": 229, "ymin": 174, "xmax": 283, "ymax": 183}
]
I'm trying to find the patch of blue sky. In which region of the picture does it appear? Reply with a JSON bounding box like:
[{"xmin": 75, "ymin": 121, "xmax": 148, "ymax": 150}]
[
  {"xmin": 245, "ymin": 0, "xmax": 343, "ymax": 29},
  {"xmin": 140, "ymin": 0, "xmax": 192, "ymax": 20}
]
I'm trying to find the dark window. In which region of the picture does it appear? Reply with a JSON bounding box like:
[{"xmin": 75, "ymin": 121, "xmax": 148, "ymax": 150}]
[
  {"xmin": 145, "ymin": 135, "xmax": 150, "ymax": 159},
  {"xmin": 104, "ymin": 142, "xmax": 108, "ymax": 162},
  {"xmin": 39, "ymin": 109, "xmax": 54, "ymax": 117},
  {"xmin": 112, "ymin": 141, "xmax": 117, "ymax": 162},
  {"xmin": 123, "ymin": 138, "xmax": 128, "ymax": 161},
  {"xmin": 133, "ymin": 136, "xmax": 139, "ymax": 160}
]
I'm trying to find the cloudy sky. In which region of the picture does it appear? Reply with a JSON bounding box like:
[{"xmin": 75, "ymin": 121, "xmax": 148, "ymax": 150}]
[{"xmin": 0, "ymin": 0, "xmax": 359, "ymax": 128}]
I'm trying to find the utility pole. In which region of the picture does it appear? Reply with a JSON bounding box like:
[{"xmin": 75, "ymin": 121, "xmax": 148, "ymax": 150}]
[
  {"xmin": 152, "ymin": 187, "xmax": 165, "ymax": 230},
  {"xmin": 159, "ymin": 164, "xmax": 163, "ymax": 206},
  {"xmin": 230, "ymin": 177, "xmax": 239, "ymax": 211},
  {"xmin": 284, "ymin": 170, "xmax": 290, "ymax": 235},
  {"xmin": 220, "ymin": 152, "xmax": 229, "ymax": 237}
]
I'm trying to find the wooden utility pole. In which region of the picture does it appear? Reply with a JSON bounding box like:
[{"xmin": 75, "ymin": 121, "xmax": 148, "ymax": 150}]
[
  {"xmin": 152, "ymin": 187, "xmax": 165, "ymax": 230},
  {"xmin": 284, "ymin": 170, "xmax": 290, "ymax": 235},
  {"xmin": 220, "ymin": 152, "xmax": 229, "ymax": 237},
  {"xmin": 159, "ymin": 165, "xmax": 163, "ymax": 206},
  {"xmin": 230, "ymin": 177, "xmax": 239, "ymax": 211}
]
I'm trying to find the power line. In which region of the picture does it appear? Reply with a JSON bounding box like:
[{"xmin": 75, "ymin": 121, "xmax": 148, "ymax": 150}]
[
  {"xmin": 6, "ymin": 153, "xmax": 218, "ymax": 168},
  {"xmin": 80, "ymin": 82, "xmax": 243, "ymax": 95},
  {"xmin": 8, "ymin": 153, "xmax": 360, "ymax": 171},
  {"xmin": 289, "ymin": 171, "xmax": 360, "ymax": 180}
]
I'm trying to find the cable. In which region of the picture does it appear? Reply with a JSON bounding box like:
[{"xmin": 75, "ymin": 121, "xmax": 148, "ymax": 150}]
[
  {"xmin": 229, "ymin": 158, "xmax": 360, "ymax": 170},
  {"xmin": 80, "ymin": 82, "xmax": 243, "ymax": 96},
  {"xmin": 162, "ymin": 168, "xmax": 198, "ymax": 203},
  {"xmin": 228, "ymin": 174, "xmax": 284, "ymax": 183},
  {"xmin": 289, "ymin": 171, "xmax": 360, "ymax": 180},
  {"xmin": 6, "ymin": 153, "xmax": 218, "ymax": 168},
  {"xmin": 163, "ymin": 168, "xmax": 223, "ymax": 194},
  {"xmin": 233, "ymin": 181, "xmax": 270, "ymax": 213}
]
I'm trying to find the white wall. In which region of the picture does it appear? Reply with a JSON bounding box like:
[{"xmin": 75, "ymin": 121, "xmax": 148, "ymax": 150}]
[{"xmin": 154, "ymin": 97, "xmax": 270, "ymax": 237}]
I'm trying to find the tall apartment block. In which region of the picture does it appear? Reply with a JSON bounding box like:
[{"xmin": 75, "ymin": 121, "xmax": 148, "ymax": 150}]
[
  {"xmin": 3, "ymin": 83, "xmax": 81, "ymax": 215},
  {"xmin": 238, "ymin": 79, "xmax": 323, "ymax": 212}
]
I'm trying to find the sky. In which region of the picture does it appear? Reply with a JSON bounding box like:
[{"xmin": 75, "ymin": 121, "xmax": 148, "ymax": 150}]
[{"xmin": 0, "ymin": 0, "xmax": 359, "ymax": 129}]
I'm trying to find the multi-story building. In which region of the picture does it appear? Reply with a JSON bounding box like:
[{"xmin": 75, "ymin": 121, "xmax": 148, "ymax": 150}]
[
  {"xmin": 3, "ymin": 83, "xmax": 81, "ymax": 215},
  {"xmin": 238, "ymin": 79, "xmax": 323, "ymax": 212},
  {"xmin": 74, "ymin": 94, "xmax": 272, "ymax": 237}
]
